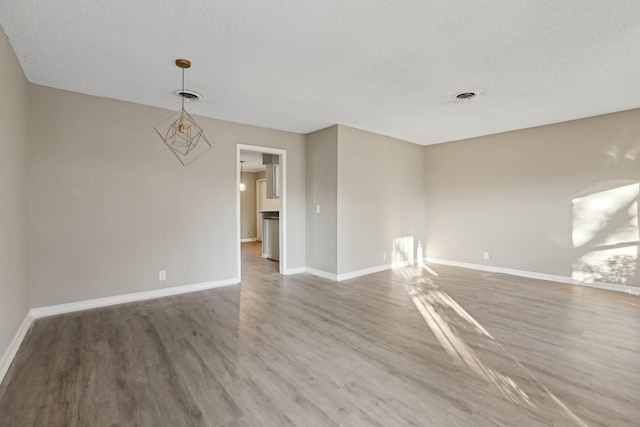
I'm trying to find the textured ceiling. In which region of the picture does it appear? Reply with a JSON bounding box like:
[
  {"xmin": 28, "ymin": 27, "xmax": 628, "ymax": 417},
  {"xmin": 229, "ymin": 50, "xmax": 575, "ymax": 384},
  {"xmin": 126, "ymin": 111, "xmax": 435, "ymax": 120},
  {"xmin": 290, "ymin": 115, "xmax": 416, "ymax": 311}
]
[{"xmin": 2, "ymin": 1, "xmax": 640, "ymax": 146}]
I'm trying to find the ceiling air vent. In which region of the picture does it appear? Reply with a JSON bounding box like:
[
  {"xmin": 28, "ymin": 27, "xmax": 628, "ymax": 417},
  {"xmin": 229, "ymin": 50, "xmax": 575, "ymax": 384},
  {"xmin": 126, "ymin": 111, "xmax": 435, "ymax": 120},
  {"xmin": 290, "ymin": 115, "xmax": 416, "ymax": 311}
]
[
  {"xmin": 174, "ymin": 89, "xmax": 203, "ymax": 100},
  {"xmin": 456, "ymin": 92, "xmax": 477, "ymax": 101}
]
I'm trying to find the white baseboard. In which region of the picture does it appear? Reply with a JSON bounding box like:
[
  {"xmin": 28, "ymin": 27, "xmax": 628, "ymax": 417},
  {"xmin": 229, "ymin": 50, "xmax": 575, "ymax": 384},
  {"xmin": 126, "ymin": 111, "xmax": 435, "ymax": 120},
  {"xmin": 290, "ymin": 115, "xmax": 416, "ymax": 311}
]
[
  {"xmin": 284, "ymin": 267, "xmax": 306, "ymax": 275},
  {"xmin": 1, "ymin": 278, "xmax": 239, "ymax": 385},
  {"xmin": 306, "ymin": 268, "xmax": 338, "ymax": 281},
  {"xmin": 240, "ymin": 238, "xmax": 258, "ymax": 243},
  {"xmin": 305, "ymin": 263, "xmax": 394, "ymax": 282},
  {"xmin": 30, "ymin": 278, "xmax": 240, "ymax": 319},
  {"xmin": 337, "ymin": 263, "xmax": 392, "ymax": 281},
  {"xmin": 426, "ymin": 258, "xmax": 640, "ymax": 296},
  {"xmin": 0, "ymin": 311, "xmax": 34, "ymax": 385}
]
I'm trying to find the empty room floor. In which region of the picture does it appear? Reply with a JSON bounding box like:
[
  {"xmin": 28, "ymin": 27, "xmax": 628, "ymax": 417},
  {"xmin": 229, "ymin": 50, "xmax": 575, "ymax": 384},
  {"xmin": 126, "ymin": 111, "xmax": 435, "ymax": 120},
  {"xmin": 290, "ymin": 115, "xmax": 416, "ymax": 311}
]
[{"xmin": 1, "ymin": 245, "xmax": 639, "ymax": 426}]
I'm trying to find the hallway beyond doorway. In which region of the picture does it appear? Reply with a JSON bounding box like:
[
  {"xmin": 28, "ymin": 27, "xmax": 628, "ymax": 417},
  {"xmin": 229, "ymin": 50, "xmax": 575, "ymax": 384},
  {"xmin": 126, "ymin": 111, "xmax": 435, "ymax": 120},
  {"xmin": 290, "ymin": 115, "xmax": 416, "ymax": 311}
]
[{"xmin": 241, "ymin": 241, "xmax": 278, "ymax": 279}]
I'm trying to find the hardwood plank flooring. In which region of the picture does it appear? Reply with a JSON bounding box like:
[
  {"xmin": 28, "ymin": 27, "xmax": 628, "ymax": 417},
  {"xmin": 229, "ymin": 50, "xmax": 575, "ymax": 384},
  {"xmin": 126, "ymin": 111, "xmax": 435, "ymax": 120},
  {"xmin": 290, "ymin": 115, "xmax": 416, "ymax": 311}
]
[{"xmin": 1, "ymin": 242, "xmax": 639, "ymax": 426}]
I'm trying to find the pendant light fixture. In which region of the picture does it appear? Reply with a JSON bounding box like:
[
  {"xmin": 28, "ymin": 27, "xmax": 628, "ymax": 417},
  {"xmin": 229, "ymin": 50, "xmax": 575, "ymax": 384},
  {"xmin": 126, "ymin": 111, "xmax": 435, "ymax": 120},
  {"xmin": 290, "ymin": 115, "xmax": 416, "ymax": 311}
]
[
  {"xmin": 239, "ymin": 161, "xmax": 246, "ymax": 191},
  {"xmin": 154, "ymin": 59, "xmax": 211, "ymax": 166}
]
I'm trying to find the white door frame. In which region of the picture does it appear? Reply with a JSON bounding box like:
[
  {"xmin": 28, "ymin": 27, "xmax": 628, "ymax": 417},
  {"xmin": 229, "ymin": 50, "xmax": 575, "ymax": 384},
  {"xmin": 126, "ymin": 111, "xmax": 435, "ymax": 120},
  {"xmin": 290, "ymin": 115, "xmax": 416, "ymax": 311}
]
[
  {"xmin": 237, "ymin": 144, "xmax": 287, "ymax": 279},
  {"xmin": 256, "ymin": 179, "xmax": 266, "ymax": 242}
]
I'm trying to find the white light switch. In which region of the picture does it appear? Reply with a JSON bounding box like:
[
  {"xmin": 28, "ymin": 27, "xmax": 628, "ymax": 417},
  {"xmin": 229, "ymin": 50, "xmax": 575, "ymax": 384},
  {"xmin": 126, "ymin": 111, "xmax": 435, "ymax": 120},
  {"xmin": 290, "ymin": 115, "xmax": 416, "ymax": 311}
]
[{"xmin": 316, "ymin": 204, "xmax": 321, "ymax": 213}]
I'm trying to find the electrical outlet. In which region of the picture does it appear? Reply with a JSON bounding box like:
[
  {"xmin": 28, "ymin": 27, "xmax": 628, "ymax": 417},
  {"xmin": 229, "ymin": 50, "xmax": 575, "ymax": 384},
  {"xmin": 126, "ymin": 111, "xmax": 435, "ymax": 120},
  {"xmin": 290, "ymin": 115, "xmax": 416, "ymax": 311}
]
[
  {"xmin": 383, "ymin": 252, "xmax": 387, "ymax": 260},
  {"xmin": 316, "ymin": 204, "xmax": 321, "ymax": 214},
  {"xmin": 159, "ymin": 270, "xmax": 167, "ymax": 281},
  {"xmin": 483, "ymin": 252, "xmax": 490, "ymax": 260}
]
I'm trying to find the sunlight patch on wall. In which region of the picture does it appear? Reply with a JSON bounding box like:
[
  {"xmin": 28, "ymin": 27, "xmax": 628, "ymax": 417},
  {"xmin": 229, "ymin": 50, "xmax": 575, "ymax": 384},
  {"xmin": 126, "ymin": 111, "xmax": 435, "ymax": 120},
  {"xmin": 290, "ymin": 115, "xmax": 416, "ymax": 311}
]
[
  {"xmin": 392, "ymin": 236, "xmax": 414, "ymax": 268},
  {"xmin": 573, "ymin": 248, "xmax": 637, "ymax": 285},
  {"xmin": 572, "ymin": 183, "xmax": 638, "ymax": 285}
]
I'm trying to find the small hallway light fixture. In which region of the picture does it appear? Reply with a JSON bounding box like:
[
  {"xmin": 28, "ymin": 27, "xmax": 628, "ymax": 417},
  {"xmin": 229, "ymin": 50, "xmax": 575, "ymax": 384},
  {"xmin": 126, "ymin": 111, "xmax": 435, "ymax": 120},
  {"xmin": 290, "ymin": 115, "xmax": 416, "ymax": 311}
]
[
  {"xmin": 154, "ymin": 59, "xmax": 211, "ymax": 166},
  {"xmin": 239, "ymin": 161, "xmax": 246, "ymax": 191}
]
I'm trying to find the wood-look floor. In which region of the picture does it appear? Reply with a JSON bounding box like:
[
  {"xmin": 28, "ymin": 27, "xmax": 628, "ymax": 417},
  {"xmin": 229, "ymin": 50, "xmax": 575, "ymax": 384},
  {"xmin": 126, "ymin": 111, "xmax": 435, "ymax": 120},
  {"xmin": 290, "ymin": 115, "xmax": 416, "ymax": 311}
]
[{"xmin": 1, "ymin": 242, "xmax": 639, "ymax": 426}]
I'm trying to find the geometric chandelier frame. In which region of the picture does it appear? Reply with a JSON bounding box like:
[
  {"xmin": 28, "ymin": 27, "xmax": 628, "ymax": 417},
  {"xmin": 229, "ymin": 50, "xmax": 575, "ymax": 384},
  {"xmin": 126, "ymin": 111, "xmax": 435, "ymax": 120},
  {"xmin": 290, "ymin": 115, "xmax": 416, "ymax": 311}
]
[{"xmin": 154, "ymin": 59, "xmax": 212, "ymax": 166}]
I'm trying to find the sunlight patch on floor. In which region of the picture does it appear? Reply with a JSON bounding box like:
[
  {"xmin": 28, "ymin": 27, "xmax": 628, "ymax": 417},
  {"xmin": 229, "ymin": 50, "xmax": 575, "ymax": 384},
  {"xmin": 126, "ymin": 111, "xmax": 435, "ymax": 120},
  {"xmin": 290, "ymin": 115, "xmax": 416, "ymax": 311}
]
[{"xmin": 404, "ymin": 269, "xmax": 588, "ymax": 426}]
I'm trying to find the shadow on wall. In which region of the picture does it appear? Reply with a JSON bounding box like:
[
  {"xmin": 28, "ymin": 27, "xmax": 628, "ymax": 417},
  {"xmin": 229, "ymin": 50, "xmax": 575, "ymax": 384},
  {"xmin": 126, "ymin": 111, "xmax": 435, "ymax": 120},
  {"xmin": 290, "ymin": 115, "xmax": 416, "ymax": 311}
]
[{"xmin": 572, "ymin": 181, "xmax": 639, "ymax": 286}]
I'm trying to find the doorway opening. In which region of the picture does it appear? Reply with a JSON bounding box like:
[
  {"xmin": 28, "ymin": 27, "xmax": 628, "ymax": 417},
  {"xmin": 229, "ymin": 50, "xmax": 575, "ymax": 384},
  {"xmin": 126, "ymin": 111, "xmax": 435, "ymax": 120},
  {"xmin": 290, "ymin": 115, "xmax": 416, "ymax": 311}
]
[{"xmin": 236, "ymin": 144, "xmax": 287, "ymax": 280}]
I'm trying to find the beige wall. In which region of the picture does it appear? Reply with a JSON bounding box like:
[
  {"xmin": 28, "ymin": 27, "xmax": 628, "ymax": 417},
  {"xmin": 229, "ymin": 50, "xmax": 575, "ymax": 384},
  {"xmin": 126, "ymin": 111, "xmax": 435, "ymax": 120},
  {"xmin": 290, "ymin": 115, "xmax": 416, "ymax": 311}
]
[
  {"xmin": 0, "ymin": 27, "xmax": 29, "ymax": 362},
  {"xmin": 425, "ymin": 109, "xmax": 640, "ymax": 288},
  {"xmin": 29, "ymin": 85, "xmax": 306, "ymax": 307},
  {"xmin": 337, "ymin": 125, "xmax": 425, "ymax": 274},
  {"xmin": 305, "ymin": 125, "xmax": 426, "ymax": 277},
  {"xmin": 306, "ymin": 126, "xmax": 338, "ymax": 274}
]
